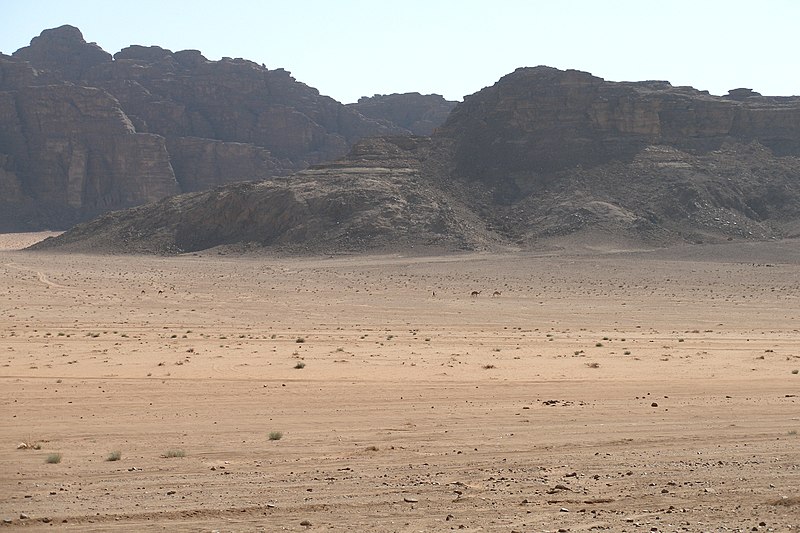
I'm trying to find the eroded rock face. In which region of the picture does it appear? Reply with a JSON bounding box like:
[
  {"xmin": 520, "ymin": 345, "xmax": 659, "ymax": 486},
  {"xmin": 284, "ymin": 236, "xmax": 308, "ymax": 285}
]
[
  {"xmin": 434, "ymin": 67, "xmax": 800, "ymax": 244},
  {"xmin": 12, "ymin": 25, "xmax": 111, "ymax": 82},
  {"xmin": 31, "ymin": 137, "xmax": 491, "ymax": 254},
  {"xmin": 24, "ymin": 66, "xmax": 800, "ymax": 254},
  {"xmin": 440, "ymin": 66, "xmax": 800, "ymax": 191},
  {"xmin": 0, "ymin": 78, "xmax": 179, "ymax": 229},
  {"xmin": 348, "ymin": 93, "xmax": 457, "ymax": 135},
  {"xmin": 1, "ymin": 25, "xmax": 429, "ymax": 231}
]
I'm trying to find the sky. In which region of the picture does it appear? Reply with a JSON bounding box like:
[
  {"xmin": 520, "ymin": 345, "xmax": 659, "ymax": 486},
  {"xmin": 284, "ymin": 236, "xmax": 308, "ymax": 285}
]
[{"xmin": 2, "ymin": 0, "xmax": 798, "ymax": 103}]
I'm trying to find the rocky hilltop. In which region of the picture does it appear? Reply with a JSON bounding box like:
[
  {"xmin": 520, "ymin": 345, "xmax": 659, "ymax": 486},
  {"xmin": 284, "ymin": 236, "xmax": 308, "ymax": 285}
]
[
  {"xmin": 0, "ymin": 26, "xmax": 452, "ymax": 231},
  {"xmin": 32, "ymin": 137, "xmax": 496, "ymax": 254},
  {"xmin": 32, "ymin": 66, "xmax": 800, "ymax": 255},
  {"xmin": 348, "ymin": 93, "xmax": 457, "ymax": 136},
  {"xmin": 435, "ymin": 67, "xmax": 800, "ymax": 245}
]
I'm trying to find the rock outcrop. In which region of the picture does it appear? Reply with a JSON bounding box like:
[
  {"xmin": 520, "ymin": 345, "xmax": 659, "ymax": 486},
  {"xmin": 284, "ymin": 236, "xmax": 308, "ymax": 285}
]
[
  {"xmin": 31, "ymin": 137, "xmax": 493, "ymax": 254},
  {"xmin": 348, "ymin": 93, "xmax": 457, "ymax": 135},
  {"xmin": 2, "ymin": 25, "xmax": 447, "ymax": 231},
  {"xmin": 29, "ymin": 66, "xmax": 800, "ymax": 254},
  {"xmin": 434, "ymin": 67, "xmax": 800, "ymax": 244},
  {"xmin": 0, "ymin": 75, "xmax": 179, "ymax": 229},
  {"xmin": 440, "ymin": 67, "xmax": 800, "ymax": 190}
]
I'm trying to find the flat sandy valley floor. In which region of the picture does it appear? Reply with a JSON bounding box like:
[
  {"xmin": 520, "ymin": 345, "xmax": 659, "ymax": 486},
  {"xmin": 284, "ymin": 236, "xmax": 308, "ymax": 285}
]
[{"xmin": 1, "ymin": 241, "xmax": 799, "ymax": 532}]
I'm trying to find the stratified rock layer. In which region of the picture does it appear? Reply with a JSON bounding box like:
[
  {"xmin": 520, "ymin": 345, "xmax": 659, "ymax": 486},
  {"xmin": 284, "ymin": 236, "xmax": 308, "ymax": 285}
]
[
  {"xmin": 1, "ymin": 25, "xmax": 434, "ymax": 231},
  {"xmin": 348, "ymin": 93, "xmax": 457, "ymax": 135},
  {"xmin": 441, "ymin": 67, "xmax": 800, "ymax": 190},
  {"xmin": 32, "ymin": 137, "xmax": 492, "ymax": 254},
  {"xmin": 29, "ymin": 66, "xmax": 800, "ymax": 254}
]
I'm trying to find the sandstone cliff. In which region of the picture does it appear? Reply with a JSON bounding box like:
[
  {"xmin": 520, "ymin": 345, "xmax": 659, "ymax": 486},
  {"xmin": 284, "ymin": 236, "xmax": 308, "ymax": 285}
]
[
  {"xmin": 348, "ymin": 93, "xmax": 457, "ymax": 135},
  {"xmin": 1, "ymin": 26, "xmax": 430, "ymax": 231},
  {"xmin": 29, "ymin": 66, "xmax": 800, "ymax": 254},
  {"xmin": 435, "ymin": 67, "xmax": 800, "ymax": 245},
  {"xmin": 441, "ymin": 67, "xmax": 800, "ymax": 190},
  {"xmin": 31, "ymin": 137, "xmax": 494, "ymax": 254},
  {"xmin": 0, "ymin": 72, "xmax": 179, "ymax": 229}
]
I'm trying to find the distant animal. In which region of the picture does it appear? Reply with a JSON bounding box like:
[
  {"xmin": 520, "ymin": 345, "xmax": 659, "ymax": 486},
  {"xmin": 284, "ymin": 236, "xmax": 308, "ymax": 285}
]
[
  {"xmin": 492, "ymin": 290, "xmax": 502, "ymax": 297},
  {"xmin": 470, "ymin": 290, "xmax": 481, "ymax": 297}
]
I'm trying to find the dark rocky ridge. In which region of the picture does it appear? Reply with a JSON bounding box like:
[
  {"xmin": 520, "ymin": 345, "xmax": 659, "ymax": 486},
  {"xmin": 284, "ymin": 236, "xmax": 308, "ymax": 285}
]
[
  {"xmin": 32, "ymin": 137, "xmax": 495, "ymax": 255},
  {"xmin": 30, "ymin": 66, "xmax": 800, "ymax": 255},
  {"xmin": 348, "ymin": 93, "xmax": 457, "ymax": 136},
  {"xmin": 441, "ymin": 67, "xmax": 800, "ymax": 199},
  {"xmin": 0, "ymin": 26, "xmax": 454, "ymax": 231}
]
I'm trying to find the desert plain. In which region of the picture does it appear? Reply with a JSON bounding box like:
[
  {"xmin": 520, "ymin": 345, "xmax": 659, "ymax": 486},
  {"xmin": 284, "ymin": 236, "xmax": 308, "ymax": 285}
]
[{"xmin": 1, "ymin": 234, "xmax": 799, "ymax": 532}]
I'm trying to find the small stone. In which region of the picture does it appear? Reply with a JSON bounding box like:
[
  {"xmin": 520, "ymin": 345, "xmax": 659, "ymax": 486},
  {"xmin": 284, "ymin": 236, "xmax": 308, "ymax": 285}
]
[
  {"xmin": 300, "ymin": 520, "xmax": 312, "ymax": 527},
  {"xmin": 560, "ymin": 507, "xmax": 569, "ymax": 512},
  {"xmin": 3, "ymin": 519, "xmax": 12, "ymax": 524},
  {"xmin": 651, "ymin": 402, "xmax": 659, "ymax": 407},
  {"xmin": 19, "ymin": 513, "xmax": 29, "ymax": 520},
  {"xmin": 42, "ymin": 517, "xmax": 52, "ymax": 523},
  {"xmin": 166, "ymin": 490, "xmax": 176, "ymax": 495},
  {"xmin": 403, "ymin": 497, "xmax": 419, "ymax": 503},
  {"xmin": 16, "ymin": 443, "xmax": 28, "ymax": 449}
]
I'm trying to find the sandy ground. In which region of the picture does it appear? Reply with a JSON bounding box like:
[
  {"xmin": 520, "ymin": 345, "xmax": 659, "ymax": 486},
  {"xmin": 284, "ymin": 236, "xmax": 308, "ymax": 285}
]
[
  {"xmin": 0, "ymin": 233, "xmax": 61, "ymax": 252},
  {"xmin": 1, "ymin": 243, "xmax": 799, "ymax": 532}
]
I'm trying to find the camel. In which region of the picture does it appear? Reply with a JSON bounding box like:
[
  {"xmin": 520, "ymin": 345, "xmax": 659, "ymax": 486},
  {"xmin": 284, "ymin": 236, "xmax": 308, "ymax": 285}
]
[
  {"xmin": 492, "ymin": 290, "xmax": 501, "ymax": 297},
  {"xmin": 470, "ymin": 290, "xmax": 481, "ymax": 297}
]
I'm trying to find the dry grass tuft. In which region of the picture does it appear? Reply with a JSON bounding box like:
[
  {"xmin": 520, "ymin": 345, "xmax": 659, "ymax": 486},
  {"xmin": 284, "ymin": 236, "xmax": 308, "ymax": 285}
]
[
  {"xmin": 163, "ymin": 449, "xmax": 186, "ymax": 458},
  {"xmin": 45, "ymin": 453, "xmax": 62, "ymax": 464}
]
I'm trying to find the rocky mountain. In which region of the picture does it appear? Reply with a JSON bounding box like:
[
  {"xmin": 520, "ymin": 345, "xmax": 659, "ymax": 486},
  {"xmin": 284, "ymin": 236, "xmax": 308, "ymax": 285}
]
[
  {"xmin": 31, "ymin": 136, "xmax": 496, "ymax": 254},
  {"xmin": 436, "ymin": 67, "xmax": 800, "ymax": 245},
  {"xmin": 31, "ymin": 66, "xmax": 800, "ymax": 255},
  {"xmin": 348, "ymin": 93, "xmax": 457, "ymax": 135},
  {"xmin": 1, "ymin": 26, "xmax": 452, "ymax": 231}
]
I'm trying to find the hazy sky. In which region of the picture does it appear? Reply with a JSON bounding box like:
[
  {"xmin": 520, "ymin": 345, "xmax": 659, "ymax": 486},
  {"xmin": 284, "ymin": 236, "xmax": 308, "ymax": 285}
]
[{"xmin": 3, "ymin": 0, "xmax": 798, "ymax": 103}]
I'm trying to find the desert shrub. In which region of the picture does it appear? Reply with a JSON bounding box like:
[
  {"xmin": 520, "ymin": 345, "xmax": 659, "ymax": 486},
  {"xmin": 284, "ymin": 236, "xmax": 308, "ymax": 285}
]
[{"xmin": 163, "ymin": 449, "xmax": 186, "ymax": 458}]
